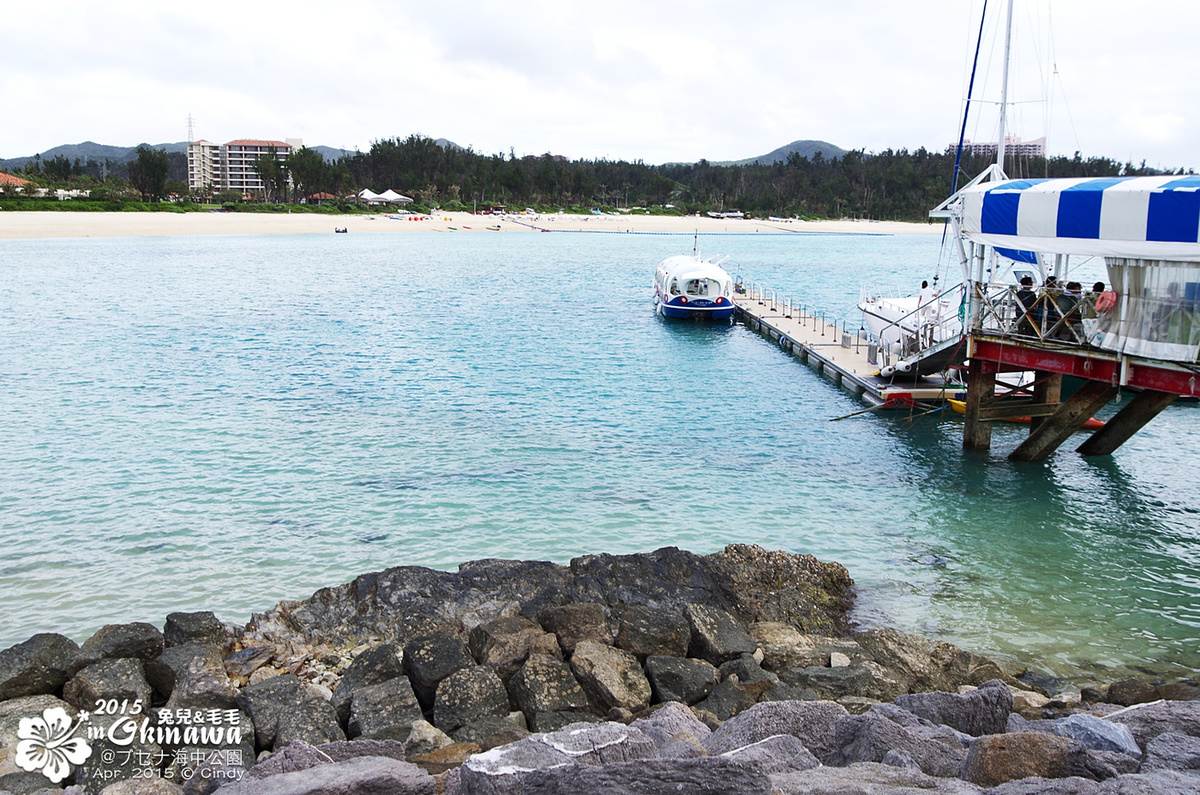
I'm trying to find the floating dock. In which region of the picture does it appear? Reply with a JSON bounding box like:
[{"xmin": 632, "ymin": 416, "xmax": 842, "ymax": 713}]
[{"xmin": 732, "ymin": 289, "xmax": 960, "ymax": 406}]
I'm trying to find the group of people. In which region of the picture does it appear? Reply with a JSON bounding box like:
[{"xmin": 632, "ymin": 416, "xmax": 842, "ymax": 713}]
[{"xmin": 1014, "ymin": 276, "xmax": 1115, "ymax": 340}]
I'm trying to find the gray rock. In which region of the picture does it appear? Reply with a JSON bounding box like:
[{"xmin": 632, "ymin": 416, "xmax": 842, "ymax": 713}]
[
  {"xmin": 719, "ymin": 734, "xmax": 820, "ymax": 775},
  {"xmin": 1096, "ymin": 770, "xmax": 1200, "ymax": 793},
  {"xmin": 629, "ymin": 702, "xmax": 712, "ymax": 748},
  {"xmin": 450, "ymin": 715, "xmax": 530, "ymax": 750},
  {"xmin": 829, "ymin": 703, "xmax": 969, "ymax": 777},
  {"xmin": 534, "ymin": 721, "xmax": 657, "ymax": 765},
  {"xmin": 507, "ymin": 656, "xmax": 589, "ymax": 722},
  {"xmin": 73, "ymin": 623, "xmax": 164, "ymax": 673},
  {"xmin": 163, "ymin": 612, "xmax": 227, "ymax": 649},
  {"xmin": 331, "ymin": 644, "xmax": 405, "ymax": 722},
  {"xmin": 530, "ymin": 710, "xmax": 605, "ymax": 733},
  {"xmin": 74, "ymin": 712, "xmax": 163, "ymax": 795},
  {"xmin": 779, "ymin": 664, "xmax": 876, "ymax": 701},
  {"xmin": 273, "ymin": 699, "xmax": 345, "ymax": 751},
  {"xmin": 718, "ymin": 654, "xmax": 779, "ymax": 685},
  {"xmin": 684, "ymin": 605, "xmax": 756, "ymax": 665},
  {"xmin": 894, "ymin": 679, "xmax": 1014, "ymax": 737},
  {"xmin": 182, "ymin": 751, "xmax": 253, "ymax": 795},
  {"xmin": 1140, "ymin": 730, "xmax": 1200, "ymax": 774},
  {"xmin": 96, "ymin": 778, "xmax": 184, "ymax": 794},
  {"xmin": 433, "ymin": 666, "xmax": 510, "ymax": 733},
  {"xmin": 612, "ymin": 605, "xmax": 690, "ymax": 659},
  {"xmin": 772, "ymin": 761, "xmax": 982, "ymax": 794},
  {"xmin": 403, "ymin": 634, "xmax": 473, "ymax": 710},
  {"xmin": 537, "ymin": 603, "xmax": 610, "ymax": 655},
  {"xmin": 692, "ymin": 681, "xmax": 757, "ymax": 721},
  {"xmin": 145, "ymin": 642, "xmax": 216, "ymax": 699},
  {"xmin": 983, "ymin": 777, "xmax": 1102, "ymax": 794},
  {"xmin": 468, "ymin": 617, "xmax": 550, "ymax": 681},
  {"xmin": 881, "ymin": 748, "xmax": 922, "ymax": 770},
  {"xmin": 235, "ymin": 674, "xmax": 305, "ymax": 751},
  {"xmin": 164, "ymin": 653, "xmax": 238, "ymax": 711},
  {"xmin": 568, "ymin": 640, "xmax": 650, "ymax": 712},
  {"xmin": 853, "ymin": 628, "xmax": 1006, "ymax": 696},
  {"xmin": 704, "ymin": 699, "xmax": 849, "ymax": 760},
  {"xmin": 316, "ymin": 738, "xmax": 408, "ymax": 763},
  {"xmin": 0, "ymin": 633, "xmax": 80, "ymax": 700},
  {"xmin": 347, "ymin": 675, "xmax": 423, "ymax": 740},
  {"xmin": 643, "ymin": 655, "xmax": 717, "ymax": 705},
  {"xmin": 248, "ymin": 741, "xmax": 336, "ymax": 778},
  {"xmin": 215, "ymin": 756, "xmax": 433, "ymax": 794},
  {"xmin": 1105, "ymin": 700, "xmax": 1200, "ymax": 751},
  {"xmin": 1106, "ymin": 679, "xmax": 1160, "ymax": 707},
  {"xmin": 658, "ymin": 734, "xmax": 708, "ymax": 759},
  {"xmin": 62, "ymin": 658, "xmax": 152, "ymax": 711},
  {"xmin": 401, "ymin": 719, "xmax": 453, "ymax": 758},
  {"xmin": 759, "ymin": 681, "xmax": 819, "ymax": 702},
  {"xmin": 1053, "ymin": 714, "xmax": 1141, "ymax": 757},
  {"xmin": 0, "ymin": 770, "xmax": 57, "ymax": 794},
  {"xmin": 520, "ymin": 757, "xmax": 772, "ymax": 794},
  {"xmin": 457, "ymin": 732, "xmax": 576, "ymax": 794}
]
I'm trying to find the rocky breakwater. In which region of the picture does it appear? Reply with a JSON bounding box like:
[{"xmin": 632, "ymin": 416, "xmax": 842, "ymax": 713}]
[{"xmin": 0, "ymin": 545, "xmax": 1194, "ymax": 795}]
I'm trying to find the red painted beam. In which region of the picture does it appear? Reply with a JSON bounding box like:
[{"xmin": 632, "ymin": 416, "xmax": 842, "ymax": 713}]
[{"xmin": 971, "ymin": 337, "xmax": 1200, "ymax": 397}]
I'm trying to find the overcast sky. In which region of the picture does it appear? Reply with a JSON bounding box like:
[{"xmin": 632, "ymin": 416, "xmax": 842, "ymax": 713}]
[{"xmin": 4, "ymin": 1, "xmax": 1197, "ymax": 170}]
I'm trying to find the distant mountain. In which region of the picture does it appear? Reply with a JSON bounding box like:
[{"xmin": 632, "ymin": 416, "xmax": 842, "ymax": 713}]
[
  {"xmin": 719, "ymin": 139, "xmax": 847, "ymax": 166},
  {"xmin": 0, "ymin": 141, "xmax": 189, "ymax": 172}
]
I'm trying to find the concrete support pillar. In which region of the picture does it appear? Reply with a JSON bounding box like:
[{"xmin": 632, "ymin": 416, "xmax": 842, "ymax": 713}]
[
  {"xmin": 1076, "ymin": 389, "xmax": 1178, "ymax": 456},
  {"xmin": 1009, "ymin": 381, "xmax": 1119, "ymax": 462}
]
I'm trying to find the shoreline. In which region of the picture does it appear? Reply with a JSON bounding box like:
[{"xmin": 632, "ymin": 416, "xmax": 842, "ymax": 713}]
[{"xmin": 0, "ymin": 209, "xmax": 940, "ymax": 240}]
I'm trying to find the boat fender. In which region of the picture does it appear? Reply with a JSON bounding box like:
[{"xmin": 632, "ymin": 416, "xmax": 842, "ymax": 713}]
[
  {"xmin": 880, "ymin": 365, "xmax": 896, "ymax": 378},
  {"xmin": 896, "ymin": 361, "xmax": 912, "ymax": 373}
]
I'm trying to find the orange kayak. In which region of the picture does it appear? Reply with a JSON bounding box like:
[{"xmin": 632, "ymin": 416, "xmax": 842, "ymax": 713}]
[{"xmin": 946, "ymin": 399, "xmax": 1104, "ymax": 431}]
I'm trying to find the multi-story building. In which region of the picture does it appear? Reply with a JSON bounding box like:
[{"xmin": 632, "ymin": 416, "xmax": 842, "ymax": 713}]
[
  {"xmin": 951, "ymin": 136, "xmax": 1046, "ymax": 160},
  {"xmin": 187, "ymin": 138, "xmax": 300, "ymax": 195}
]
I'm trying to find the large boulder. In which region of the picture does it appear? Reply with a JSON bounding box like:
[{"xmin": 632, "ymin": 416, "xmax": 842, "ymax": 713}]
[
  {"xmin": 772, "ymin": 762, "xmax": 982, "ymax": 794},
  {"xmin": 273, "ymin": 698, "xmax": 346, "ymax": 750},
  {"xmin": 62, "ymin": 658, "xmax": 152, "ymax": 710},
  {"xmin": 72, "ymin": 623, "xmax": 164, "ymax": 672},
  {"xmin": 538, "ymin": 603, "xmax": 611, "ymax": 654},
  {"xmin": 747, "ymin": 623, "xmax": 824, "ymax": 672},
  {"xmin": 613, "ymin": 605, "xmax": 691, "ymax": 659},
  {"xmin": 330, "ymin": 643, "xmax": 405, "ymax": 722},
  {"xmin": 145, "ymin": 642, "xmax": 217, "ymax": 699},
  {"xmin": 468, "ymin": 617, "xmax": 557, "ymax": 681},
  {"xmin": 163, "ymin": 612, "xmax": 227, "ymax": 649},
  {"xmin": 852, "ymin": 628, "xmax": 1006, "ymax": 695},
  {"xmin": 214, "ymin": 755, "xmax": 434, "ymax": 795},
  {"xmin": 403, "ymin": 634, "xmax": 474, "ymax": 709},
  {"xmin": 961, "ymin": 732, "xmax": 1107, "ymax": 787},
  {"xmin": 347, "ymin": 675, "xmax": 423, "ymax": 740},
  {"xmin": 703, "ymin": 700, "xmax": 849, "ymax": 761},
  {"xmin": 720, "ymin": 733, "xmax": 820, "ymax": 776},
  {"xmin": 433, "ymin": 665, "xmax": 511, "ymax": 733},
  {"xmin": 1140, "ymin": 731, "xmax": 1200, "ymax": 775},
  {"xmin": 507, "ymin": 656, "xmax": 591, "ymax": 730},
  {"xmin": 628, "ymin": 701, "xmax": 711, "ymax": 749},
  {"xmin": 1052, "ymin": 713, "xmax": 1141, "ymax": 757},
  {"xmin": 684, "ymin": 605, "xmax": 756, "ymax": 666},
  {"xmin": 0, "ymin": 633, "xmax": 80, "ymax": 700},
  {"xmin": 893, "ymin": 679, "xmax": 1013, "ymax": 737},
  {"xmin": 827, "ymin": 703, "xmax": 969, "ymax": 777},
  {"xmin": 1105, "ymin": 700, "xmax": 1200, "ymax": 751},
  {"xmin": 692, "ymin": 680, "xmax": 758, "ymax": 721},
  {"xmin": 163, "ymin": 652, "xmax": 238, "ymax": 711},
  {"xmin": 519, "ymin": 757, "xmax": 773, "ymax": 794},
  {"xmin": 234, "ymin": 674, "xmax": 305, "ymax": 751},
  {"xmin": 569, "ymin": 640, "xmax": 651, "ymax": 713},
  {"xmin": 643, "ymin": 656, "xmax": 717, "ymax": 706}
]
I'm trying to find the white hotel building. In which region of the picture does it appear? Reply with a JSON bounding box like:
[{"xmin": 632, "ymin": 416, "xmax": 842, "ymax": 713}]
[{"xmin": 187, "ymin": 138, "xmax": 301, "ymax": 195}]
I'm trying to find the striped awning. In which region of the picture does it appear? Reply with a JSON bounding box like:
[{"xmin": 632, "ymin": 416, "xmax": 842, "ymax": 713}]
[{"xmin": 959, "ymin": 175, "xmax": 1200, "ymax": 261}]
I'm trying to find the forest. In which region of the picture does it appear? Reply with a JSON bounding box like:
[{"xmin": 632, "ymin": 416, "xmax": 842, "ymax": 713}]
[{"xmin": 6, "ymin": 134, "xmax": 1191, "ymax": 222}]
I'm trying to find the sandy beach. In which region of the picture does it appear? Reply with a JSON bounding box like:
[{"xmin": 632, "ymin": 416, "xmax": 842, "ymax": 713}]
[{"xmin": 0, "ymin": 209, "xmax": 938, "ymax": 240}]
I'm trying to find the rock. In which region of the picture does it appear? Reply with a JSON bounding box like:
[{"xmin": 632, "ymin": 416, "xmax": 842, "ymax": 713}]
[
  {"xmin": 718, "ymin": 654, "xmax": 778, "ymax": 685},
  {"xmin": 73, "ymin": 623, "xmax": 164, "ymax": 673},
  {"xmin": 450, "ymin": 715, "xmax": 530, "ymax": 750},
  {"xmin": 893, "ymin": 679, "xmax": 1014, "ymax": 737},
  {"xmin": 347, "ymin": 675, "xmax": 423, "ymax": 740},
  {"xmin": 410, "ymin": 741, "xmax": 480, "ymax": 775},
  {"xmin": 1159, "ymin": 682, "xmax": 1200, "ymax": 702},
  {"xmin": 771, "ymin": 762, "xmax": 981, "ymax": 794},
  {"xmin": 519, "ymin": 757, "xmax": 772, "ymax": 794},
  {"xmin": 0, "ymin": 633, "xmax": 80, "ymax": 700},
  {"xmin": 628, "ymin": 702, "xmax": 711, "ymax": 748},
  {"xmin": 145, "ymin": 643, "xmax": 217, "ymax": 699},
  {"xmin": 331, "ymin": 644, "xmax": 405, "ymax": 722},
  {"xmin": 692, "ymin": 681, "xmax": 757, "ymax": 721},
  {"xmin": 468, "ymin": 617, "xmax": 552, "ymax": 681},
  {"xmin": 62, "ymin": 658, "xmax": 152, "ymax": 711},
  {"xmin": 830, "ymin": 652, "xmax": 851, "ymax": 668},
  {"xmin": 403, "ymin": 634, "xmax": 474, "ymax": 710},
  {"xmin": 881, "ymin": 748, "xmax": 921, "ymax": 770},
  {"xmin": 531, "ymin": 710, "xmax": 606, "ymax": 733},
  {"xmin": 242, "ymin": 546, "xmax": 853, "ymax": 655},
  {"xmin": 214, "ymin": 756, "xmax": 434, "ymax": 795},
  {"xmin": 747, "ymin": 622, "xmax": 815, "ymax": 672},
  {"xmin": 1106, "ymin": 679, "xmax": 1160, "ymax": 707},
  {"xmin": 568, "ymin": 640, "xmax": 650, "ymax": 712},
  {"xmin": 163, "ymin": 612, "xmax": 227, "ymax": 649},
  {"xmin": 457, "ymin": 733, "xmax": 577, "ymax": 794},
  {"xmin": 1105, "ymin": 700, "xmax": 1200, "ymax": 751},
  {"xmin": 828, "ymin": 702, "xmax": 969, "ymax": 777},
  {"xmin": 97, "ymin": 778, "xmax": 184, "ymax": 794},
  {"xmin": 1095, "ymin": 771, "xmax": 1200, "ymax": 793},
  {"xmin": 758, "ymin": 681, "xmax": 819, "ymax": 702},
  {"xmin": 433, "ymin": 666, "xmax": 510, "ymax": 733},
  {"xmin": 316, "ymin": 738, "xmax": 408, "ymax": 763},
  {"xmin": 507, "ymin": 656, "xmax": 590, "ymax": 727},
  {"xmin": 273, "ymin": 698, "xmax": 345, "ymax": 751},
  {"xmin": 719, "ymin": 734, "xmax": 820, "ymax": 775},
  {"xmin": 164, "ymin": 653, "xmax": 238, "ymax": 711},
  {"xmin": 246, "ymin": 741, "xmax": 335, "ymax": 778},
  {"xmin": 74, "ymin": 712, "xmax": 163, "ymax": 795},
  {"xmin": 1052, "ymin": 714, "xmax": 1141, "ymax": 757},
  {"xmin": 779, "ymin": 664, "xmax": 877, "ymax": 701},
  {"xmin": 703, "ymin": 699, "xmax": 849, "ymax": 760},
  {"xmin": 658, "ymin": 734, "xmax": 708, "ymax": 759},
  {"xmin": 1140, "ymin": 730, "xmax": 1200, "ymax": 775},
  {"xmin": 684, "ymin": 605, "xmax": 756, "ymax": 665},
  {"xmin": 402, "ymin": 719, "xmax": 454, "ymax": 758},
  {"xmin": 612, "ymin": 605, "xmax": 690, "ymax": 660},
  {"xmin": 962, "ymin": 732, "xmax": 1103, "ymax": 787},
  {"xmin": 537, "ymin": 603, "xmax": 611, "ymax": 655},
  {"xmin": 235, "ymin": 674, "xmax": 305, "ymax": 751},
  {"xmin": 0, "ymin": 770, "xmax": 56, "ymax": 794},
  {"xmin": 534, "ymin": 721, "xmax": 657, "ymax": 764},
  {"xmin": 853, "ymin": 627, "xmax": 1007, "ymax": 695},
  {"xmin": 643, "ymin": 656, "xmax": 717, "ymax": 705}
]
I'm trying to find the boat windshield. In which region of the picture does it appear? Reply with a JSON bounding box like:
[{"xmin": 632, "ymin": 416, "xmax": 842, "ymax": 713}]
[{"xmin": 685, "ymin": 278, "xmax": 720, "ymax": 296}]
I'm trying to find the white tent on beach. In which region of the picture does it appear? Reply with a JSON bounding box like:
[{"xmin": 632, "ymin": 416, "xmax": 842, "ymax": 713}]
[
  {"xmin": 377, "ymin": 189, "xmax": 413, "ymax": 204},
  {"xmin": 357, "ymin": 188, "xmax": 381, "ymax": 203}
]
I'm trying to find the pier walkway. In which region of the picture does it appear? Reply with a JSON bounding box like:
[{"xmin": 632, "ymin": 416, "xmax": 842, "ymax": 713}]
[{"xmin": 732, "ymin": 287, "xmax": 960, "ymax": 406}]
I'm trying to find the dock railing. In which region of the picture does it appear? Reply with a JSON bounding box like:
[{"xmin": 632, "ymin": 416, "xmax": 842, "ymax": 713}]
[{"xmin": 970, "ymin": 282, "xmax": 1097, "ymax": 346}]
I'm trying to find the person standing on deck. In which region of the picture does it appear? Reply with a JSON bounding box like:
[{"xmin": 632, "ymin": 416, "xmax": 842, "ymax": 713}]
[{"xmin": 918, "ymin": 279, "xmax": 940, "ymax": 346}]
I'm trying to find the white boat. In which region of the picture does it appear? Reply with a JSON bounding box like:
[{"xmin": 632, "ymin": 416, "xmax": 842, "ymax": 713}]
[{"xmin": 653, "ymin": 254, "xmax": 736, "ymax": 320}]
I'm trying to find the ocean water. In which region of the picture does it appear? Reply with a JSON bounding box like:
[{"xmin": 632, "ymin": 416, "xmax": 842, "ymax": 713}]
[{"xmin": 1, "ymin": 227, "xmax": 1197, "ymax": 683}]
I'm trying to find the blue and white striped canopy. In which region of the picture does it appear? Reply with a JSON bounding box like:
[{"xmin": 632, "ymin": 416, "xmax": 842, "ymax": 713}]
[{"xmin": 960, "ymin": 175, "xmax": 1200, "ymax": 261}]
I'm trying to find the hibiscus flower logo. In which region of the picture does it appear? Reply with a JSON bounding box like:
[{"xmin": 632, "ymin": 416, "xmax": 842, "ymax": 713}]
[{"xmin": 15, "ymin": 707, "xmax": 92, "ymax": 783}]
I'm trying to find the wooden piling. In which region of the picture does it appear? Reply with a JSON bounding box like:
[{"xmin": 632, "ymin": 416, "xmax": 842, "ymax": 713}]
[
  {"xmin": 1076, "ymin": 389, "xmax": 1178, "ymax": 456},
  {"xmin": 1008, "ymin": 381, "xmax": 1120, "ymax": 462},
  {"xmin": 1029, "ymin": 373, "xmax": 1063, "ymax": 433},
  {"xmin": 963, "ymin": 358, "xmax": 997, "ymax": 451}
]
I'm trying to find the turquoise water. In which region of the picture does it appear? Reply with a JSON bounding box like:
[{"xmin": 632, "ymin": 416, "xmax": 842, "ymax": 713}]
[{"xmin": 1, "ymin": 229, "xmax": 1197, "ymax": 683}]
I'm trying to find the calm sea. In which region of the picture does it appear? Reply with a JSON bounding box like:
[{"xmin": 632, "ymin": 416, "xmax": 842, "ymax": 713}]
[{"xmin": 1, "ymin": 227, "xmax": 1197, "ymax": 683}]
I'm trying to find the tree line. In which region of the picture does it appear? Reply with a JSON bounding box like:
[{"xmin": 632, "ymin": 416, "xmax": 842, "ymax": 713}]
[{"xmin": 8, "ymin": 134, "xmax": 1193, "ymax": 221}]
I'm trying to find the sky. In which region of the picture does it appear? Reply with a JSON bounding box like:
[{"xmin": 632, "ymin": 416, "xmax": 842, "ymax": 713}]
[{"xmin": 4, "ymin": 0, "xmax": 1197, "ymax": 170}]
